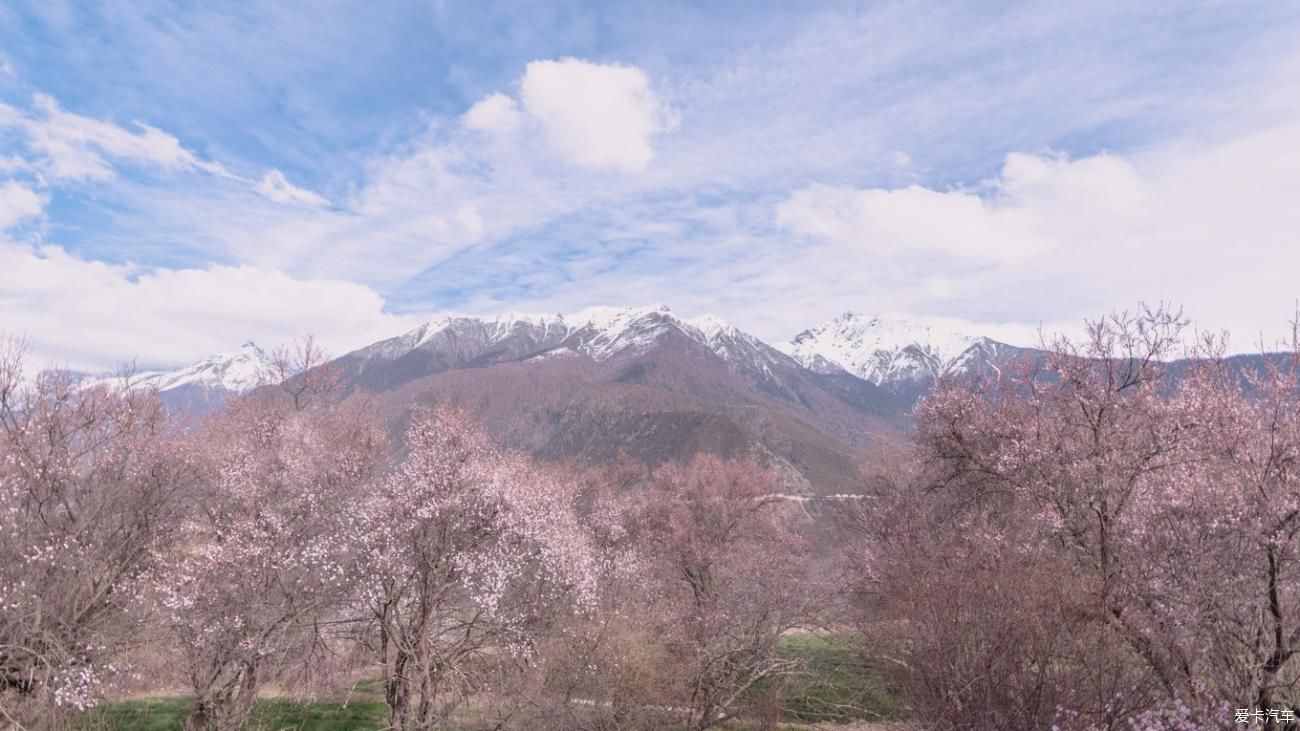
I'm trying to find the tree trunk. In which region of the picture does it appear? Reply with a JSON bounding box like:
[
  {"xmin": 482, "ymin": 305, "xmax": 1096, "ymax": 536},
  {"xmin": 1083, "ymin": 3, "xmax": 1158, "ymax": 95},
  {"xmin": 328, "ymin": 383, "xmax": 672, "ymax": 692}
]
[
  {"xmin": 1256, "ymin": 544, "xmax": 1290, "ymax": 728},
  {"xmin": 386, "ymin": 652, "xmax": 411, "ymax": 731},
  {"xmin": 183, "ymin": 697, "xmax": 216, "ymax": 731},
  {"xmin": 185, "ymin": 664, "xmax": 260, "ymax": 731}
]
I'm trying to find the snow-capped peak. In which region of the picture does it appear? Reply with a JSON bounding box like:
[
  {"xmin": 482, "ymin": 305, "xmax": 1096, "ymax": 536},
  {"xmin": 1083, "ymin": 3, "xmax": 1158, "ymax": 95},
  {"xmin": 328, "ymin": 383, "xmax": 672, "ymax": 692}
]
[
  {"xmin": 119, "ymin": 341, "xmax": 275, "ymax": 394},
  {"xmin": 567, "ymin": 303, "xmax": 674, "ymax": 331},
  {"xmin": 780, "ymin": 312, "xmax": 999, "ymax": 385},
  {"xmin": 685, "ymin": 314, "xmax": 738, "ymax": 339},
  {"xmin": 366, "ymin": 304, "xmax": 780, "ymax": 367}
]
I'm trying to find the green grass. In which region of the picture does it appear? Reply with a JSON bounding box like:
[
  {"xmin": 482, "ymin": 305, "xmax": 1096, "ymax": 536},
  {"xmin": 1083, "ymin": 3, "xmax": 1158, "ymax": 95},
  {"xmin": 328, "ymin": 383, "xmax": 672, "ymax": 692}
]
[
  {"xmin": 80, "ymin": 697, "xmax": 389, "ymax": 731},
  {"xmin": 767, "ymin": 632, "xmax": 904, "ymax": 724},
  {"xmin": 79, "ymin": 638, "xmax": 902, "ymax": 730}
]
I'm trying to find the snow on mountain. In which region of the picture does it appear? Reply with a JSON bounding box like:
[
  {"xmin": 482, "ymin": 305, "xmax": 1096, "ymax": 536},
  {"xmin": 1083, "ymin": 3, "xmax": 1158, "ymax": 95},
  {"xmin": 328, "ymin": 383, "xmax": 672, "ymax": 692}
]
[
  {"xmin": 81, "ymin": 307, "xmax": 1011, "ymax": 416},
  {"xmin": 80, "ymin": 342, "xmax": 275, "ymax": 413},
  {"xmin": 125, "ymin": 341, "xmax": 274, "ymax": 394},
  {"xmin": 568, "ymin": 305, "xmax": 682, "ymax": 359},
  {"xmin": 352, "ymin": 304, "xmax": 793, "ymax": 371},
  {"xmin": 779, "ymin": 312, "xmax": 1006, "ymax": 386}
]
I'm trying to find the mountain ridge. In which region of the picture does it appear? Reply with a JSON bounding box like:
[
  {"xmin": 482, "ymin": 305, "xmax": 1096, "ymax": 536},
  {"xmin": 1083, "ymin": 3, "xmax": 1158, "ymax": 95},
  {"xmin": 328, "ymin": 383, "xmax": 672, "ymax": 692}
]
[
  {"xmin": 67, "ymin": 307, "xmax": 1299, "ymax": 494},
  {"xmin": 81, "ymin": 306, "xmax": 1024, "ymax": 417}
]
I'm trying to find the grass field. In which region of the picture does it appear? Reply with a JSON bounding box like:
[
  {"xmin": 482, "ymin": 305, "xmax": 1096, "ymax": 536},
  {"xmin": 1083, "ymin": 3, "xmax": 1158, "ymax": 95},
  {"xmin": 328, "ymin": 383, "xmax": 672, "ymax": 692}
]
[
  {"xmin": 79, "ymin": 697, "xmax": 390, "ymax": 731},
  {"xmin": 768, "ymin": 633, "xmax": 904, "ymax": 724},
  {"xmin": 77, "ymin": 634, "xmax": 901, "ymax": 729}
]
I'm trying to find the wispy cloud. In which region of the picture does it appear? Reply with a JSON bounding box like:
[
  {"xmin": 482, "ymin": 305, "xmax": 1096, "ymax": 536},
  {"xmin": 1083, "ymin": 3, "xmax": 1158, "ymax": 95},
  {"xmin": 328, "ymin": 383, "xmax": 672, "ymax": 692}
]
[
  {"xmin": 253, "ymin": 169, "xmax": 329, "ymax": 207},
  {"xmin": 0, "ymin": 94, "xmax": 228, "ymax": 181}
]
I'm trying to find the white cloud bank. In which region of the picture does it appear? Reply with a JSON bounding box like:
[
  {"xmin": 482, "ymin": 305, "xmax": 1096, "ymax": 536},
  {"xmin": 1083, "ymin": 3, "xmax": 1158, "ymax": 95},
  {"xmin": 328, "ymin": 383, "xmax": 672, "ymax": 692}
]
[
  {"xmin": 0, "ymin": 240, "xmax": 421, "ymax": 372},
  {"xmin": 776, "ymin": 152, "xmax": 1146, "ymax": 264},
  {"xmin": 768, "ymin": 122, "xmax": 1300, "ymax": 348}
]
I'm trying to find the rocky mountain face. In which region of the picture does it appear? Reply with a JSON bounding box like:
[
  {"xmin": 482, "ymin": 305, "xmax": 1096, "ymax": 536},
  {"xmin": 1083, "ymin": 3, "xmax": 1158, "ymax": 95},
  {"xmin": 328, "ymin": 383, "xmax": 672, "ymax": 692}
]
[
  {"xmin": 329, "ymin": 306, "xmax": 911, "ymax": 494},
  {"xmin": 334, "ymin": 306, "xmax": 797, "ymax": 391}
]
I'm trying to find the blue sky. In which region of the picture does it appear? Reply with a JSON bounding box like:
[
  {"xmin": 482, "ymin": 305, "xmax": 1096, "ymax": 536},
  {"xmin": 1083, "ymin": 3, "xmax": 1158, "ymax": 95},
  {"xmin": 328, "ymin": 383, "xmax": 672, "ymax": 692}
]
[{"xmin": 2, "ymin": 1, "xmax": 1299, "ymax": 370}]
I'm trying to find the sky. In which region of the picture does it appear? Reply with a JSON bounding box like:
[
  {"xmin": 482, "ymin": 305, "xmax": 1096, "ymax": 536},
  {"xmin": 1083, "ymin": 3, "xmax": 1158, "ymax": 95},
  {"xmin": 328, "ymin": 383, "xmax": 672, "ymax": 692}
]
[{"xmin": 1, "ymin": 1, "xmax": 1299, "ymax": 371}]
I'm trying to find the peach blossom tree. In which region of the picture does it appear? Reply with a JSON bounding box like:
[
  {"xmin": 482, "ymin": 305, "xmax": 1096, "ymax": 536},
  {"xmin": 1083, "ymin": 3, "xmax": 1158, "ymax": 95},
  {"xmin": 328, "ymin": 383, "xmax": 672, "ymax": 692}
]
[
  {"xmin": 158, "ymin": 355, "xmax": 385, "ymax": 731},
  {"xmin": 634, "ymin": 454, "xmax": 817, "ymax": 730},
  {"xmin": 0, "ymin": 340, "xmax": 192, "ymax": 727},
  {"xmin": 355, "ymin": 407, "xmax": 599, "ymax": 731},
  {"xmin": 861, "ymin": 306, "xmax": 1300, "ymax": 727}
]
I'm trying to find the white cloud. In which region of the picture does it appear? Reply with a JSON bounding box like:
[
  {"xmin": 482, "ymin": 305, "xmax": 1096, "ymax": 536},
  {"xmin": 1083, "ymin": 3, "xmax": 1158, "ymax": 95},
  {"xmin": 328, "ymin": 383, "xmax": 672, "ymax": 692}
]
[
  {"xmin": 0, "ymin": 156, "xmax": 31, "ymax": 174},
  {"xmin": 459, "ymin": 58, "xmax": 676, "ymax": 172},
  {"xmin": 775, "ymin": 150, "xmax": 1153, "ymax": 265},
  {"xmin": 777, "ymin": 181, "xmax": 1047, "ymax": 264},
  {"xmin": 922, "ymin": 275, "xmax": 956, "ymax": 299},
  {"xmin": 996, "ymin": 151, "xmax": 1147, "ymax": 219},
  {"xmin": 0, "ymin": 182, "xmax": 44, "ymax": 230},
  {"xmin": 450, "ymin": 204, "xmax": 484, "ymax": 238},
  {"xmin": 0, "ymin": 239, "xmax": 421, "ymax": 372},
  {"xmin": 462, "ymin": 92, "xmax": 522, "ymax": 135},
  {"xmin": 518, "ymin": 58, "xmax": 676, "ymax": 172},
  {"xmin": 254, "ymin": 169, "xmax": 329, "ymax": 207}
]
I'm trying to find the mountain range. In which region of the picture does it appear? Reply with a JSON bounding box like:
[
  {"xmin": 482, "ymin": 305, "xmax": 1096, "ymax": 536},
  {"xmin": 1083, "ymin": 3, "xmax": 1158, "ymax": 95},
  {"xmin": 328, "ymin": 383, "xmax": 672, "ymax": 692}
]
[{"xmin": 83, "ymin": 306, "xmax": 1026, "ymax": 493}]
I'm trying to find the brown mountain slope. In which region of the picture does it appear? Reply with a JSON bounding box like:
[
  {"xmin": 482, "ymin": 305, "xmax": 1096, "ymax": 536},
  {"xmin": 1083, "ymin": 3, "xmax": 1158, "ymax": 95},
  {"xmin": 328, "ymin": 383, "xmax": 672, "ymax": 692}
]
[{"xmin": 355, "ymin": 329, "xmax": 905, "ymax": 495}]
